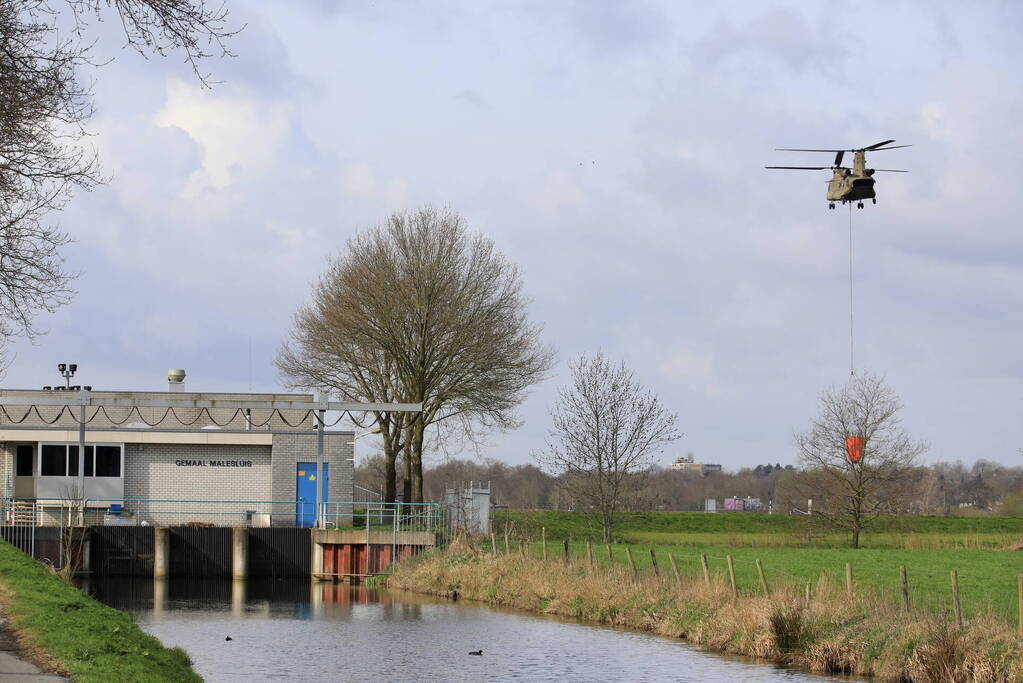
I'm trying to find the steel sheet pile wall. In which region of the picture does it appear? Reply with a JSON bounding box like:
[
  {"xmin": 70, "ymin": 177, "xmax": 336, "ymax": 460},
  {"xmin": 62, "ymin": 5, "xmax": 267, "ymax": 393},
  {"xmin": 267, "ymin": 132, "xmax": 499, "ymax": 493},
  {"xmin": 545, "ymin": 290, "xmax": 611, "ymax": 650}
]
[
  {"xmin": 89, "ymin": 527, "xmax": 154, "ymax": 575},
  {"xmin": 169, "ymin": 527, "xmax": 232, "ymax": 578},
  {"xmin": 0, "ymin": 526, "xmax": 62, "ymax": 569},
  {"xmin": 246, "ymin": 528, "xmax": 310, "ymax": 578}
]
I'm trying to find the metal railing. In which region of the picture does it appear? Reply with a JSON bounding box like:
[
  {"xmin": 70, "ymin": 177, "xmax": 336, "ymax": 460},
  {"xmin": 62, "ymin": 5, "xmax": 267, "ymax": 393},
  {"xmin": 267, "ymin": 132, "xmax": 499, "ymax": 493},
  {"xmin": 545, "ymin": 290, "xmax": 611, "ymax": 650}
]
[{"xmin": 0, "ymin": 497, "xmax": 440, "ymax": 530}]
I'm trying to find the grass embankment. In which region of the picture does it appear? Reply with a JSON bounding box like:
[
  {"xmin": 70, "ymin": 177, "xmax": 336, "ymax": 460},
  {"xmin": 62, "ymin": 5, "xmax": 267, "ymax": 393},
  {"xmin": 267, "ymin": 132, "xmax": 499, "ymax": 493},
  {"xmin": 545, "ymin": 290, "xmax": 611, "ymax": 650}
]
[
  {"xmin": 537, "ymin": 542, "xmax": 1023, "ymax": 623},
  {"xmin": 0, "ymin": 541, "xmax": 200, "ymax": 682},
  {"xmin": 389, "ymin": 541, "xmax": 1023, "ymax": 681},
  {"xmin": 492, "ymin": 510, "xmax": 1023, "ymax": 549}
]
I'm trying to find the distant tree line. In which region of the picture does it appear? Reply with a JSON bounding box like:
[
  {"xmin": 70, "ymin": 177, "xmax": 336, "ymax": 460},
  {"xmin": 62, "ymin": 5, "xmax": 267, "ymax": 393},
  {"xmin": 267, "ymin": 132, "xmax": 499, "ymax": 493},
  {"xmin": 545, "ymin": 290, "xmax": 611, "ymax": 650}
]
[{"xmin": 353, "ymin": 455, "xmax": 1023, "ymax": 515}]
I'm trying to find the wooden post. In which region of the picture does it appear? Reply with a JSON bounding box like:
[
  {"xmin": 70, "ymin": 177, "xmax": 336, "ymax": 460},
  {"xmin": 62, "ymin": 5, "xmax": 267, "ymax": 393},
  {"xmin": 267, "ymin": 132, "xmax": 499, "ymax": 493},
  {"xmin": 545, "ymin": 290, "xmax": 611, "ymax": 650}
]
[
  {"xmin": 563, "ymin": 538, "xmax": 570, "ymax": 565},
  {"xmin": 490, "ymin": 533, "xmax": 497, "ymax": 555},
  {"xmin": 1018, "ymin": 575, "xmax": 1022, "ymax": 637},
  {"xmin": 625, "ymin": 547, "xmax": 637, "ymax": 578},
  {"xmin": 606, "ymin": 544, "xmax": 612, "ymax": 565},
  {"xmin": 755, "ymin": 559, "xmax": 769, "ymax": 595},
  {"xmin": 900, "ymin": 565, "xmax": 910, "ymax": 612},
  {"xmin": 668, "ymin": 552, "xmax": 681, "ymax": 584},
  {"xmin": 726, "ymin": 555, "xmax": 737, "ymax": 598},
  {"xmin": 804, "ymin": 582, "xmax": 811, "ymax": 605},
  {"xmin": 845, "ymin": 562, "xmax": 853, "ymax": 598},
  {"xmin": 951, "ymin": 570, "xmax": 962, "ymax": 628},
  {"xmin": 542, "ymin": 527, "xmax": 547, "ymax": 562},
  {"xmin": 700, "ymin": 553, "xmax": 710, "ymax": 585},
  {"xmin": 649, "ymin": 549, "xmax": 659, "ymax": 576},
  {"xmin": 586, "ymin": 541, "xmax": 593, "ymax": 567},
  {"xmin": 504, "ymin": 531, "xmax": 510, "ymax": 554},
  {"xmin": 520, "ymin": 540, "xmax": 525, "ymax": 556}
]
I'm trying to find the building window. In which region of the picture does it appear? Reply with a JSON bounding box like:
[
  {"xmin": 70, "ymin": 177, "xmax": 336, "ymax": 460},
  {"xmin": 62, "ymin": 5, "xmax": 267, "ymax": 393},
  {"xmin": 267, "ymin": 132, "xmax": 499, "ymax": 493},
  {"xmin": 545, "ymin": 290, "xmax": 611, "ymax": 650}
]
[
  {"xmin": 41, "ymin": 444, "xmax": 67, "ymax": 476},
  {"xmin": 15, "ymin": 445, "xmax": 33, "ymax": 476},
  {"xmin": 95, "ymin": 446, "xmax": 120, "ymax": 477},
  {"xmin": 38, "ymin": 443, "xmax": 122, "ymax": 478}
]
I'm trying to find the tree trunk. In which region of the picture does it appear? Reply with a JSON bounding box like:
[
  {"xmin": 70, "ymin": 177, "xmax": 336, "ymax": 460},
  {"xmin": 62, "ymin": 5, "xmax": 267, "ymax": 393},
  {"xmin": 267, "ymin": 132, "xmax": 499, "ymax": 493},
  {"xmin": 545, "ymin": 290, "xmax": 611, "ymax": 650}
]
[
  {"xmin": 410, "ymin": 418, "xmax": 425, "ymax": 503},
  {"xmin": 384, "ymin": 450, "xmax": 397, "ymax": 503}
]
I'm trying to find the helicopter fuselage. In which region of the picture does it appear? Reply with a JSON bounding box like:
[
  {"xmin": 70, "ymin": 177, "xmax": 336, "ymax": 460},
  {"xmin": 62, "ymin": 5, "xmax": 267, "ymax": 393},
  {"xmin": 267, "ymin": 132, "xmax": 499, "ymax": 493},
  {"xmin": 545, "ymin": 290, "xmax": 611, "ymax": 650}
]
[{"xmin": 827, "ymin": 169, "xmax": 875, "ymax": 202}]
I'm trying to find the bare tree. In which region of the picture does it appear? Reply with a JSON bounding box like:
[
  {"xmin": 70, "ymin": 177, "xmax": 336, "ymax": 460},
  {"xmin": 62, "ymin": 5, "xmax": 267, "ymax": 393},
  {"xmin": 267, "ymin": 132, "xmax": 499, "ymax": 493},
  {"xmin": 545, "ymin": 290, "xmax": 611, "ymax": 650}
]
[
  {"xmin": 0, "ymin": 1, "xmax": 235, "ymax": 353},
  {"xmin": 535, "ymin": 352, "xmax": 681, "ymax": 543},
  {"xmin": 792, "ymin": 372, "xmax": 927, "ymax": 548},
  {"xmin": 278, "ymin": 206, "xmax": 555, "ymax": 503}
]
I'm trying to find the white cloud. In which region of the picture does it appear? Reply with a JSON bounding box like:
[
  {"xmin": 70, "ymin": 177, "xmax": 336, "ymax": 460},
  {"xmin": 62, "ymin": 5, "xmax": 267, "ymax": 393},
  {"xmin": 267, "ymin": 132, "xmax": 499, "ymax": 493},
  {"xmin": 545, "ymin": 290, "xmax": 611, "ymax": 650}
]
[{"xmin": 154, "ymin": 79, "xmax": 291, "ymax": 195}]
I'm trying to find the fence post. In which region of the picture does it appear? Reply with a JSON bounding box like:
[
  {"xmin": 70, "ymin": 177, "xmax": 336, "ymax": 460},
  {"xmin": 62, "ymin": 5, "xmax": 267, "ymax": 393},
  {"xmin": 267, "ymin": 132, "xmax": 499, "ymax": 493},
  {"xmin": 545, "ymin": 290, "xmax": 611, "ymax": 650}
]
[
  {"xmin": 1018, "ymin": 575, "xmax": 1022, "ymax": 637},
  {"xmin": 606, "ymin": 544, "xmax": 612, "ymax": 565},
  {"xmin": 845, "ymin": 563, "xmax": 853, "ymax": 598},
  {"xmin": 504, "ymin": 531, "xmax": 510, "ymax": 555},
  {"xmin": 563, "ymin": 539, "xmax": 570, "ymax": 565},
  {"xmin": 804, "ymin": 582, "xmax": 811, "ymax": 605},
  {"xmin": 491, "ymin": 533, "xmax": 497, "ymax": 555},
  {"xmin": 542, "ymin": 527, "xmax": 547, "ymax": 563},
  {"xmin": 625, "ymin": 547, "xmax": 637, "ymax": 578},
  {"xmin": 700, "ymin": 553, "xmax": 710, "ymax": 586},
  {"xmin": 520, "ymin": 540, "xmax": 525, "ymax": 556},
  {"xmin": 586, "ymin": 541, "xmax": 593, "ymax": 567},
  {"xmin": 755, "ymin": 559, "xmax": 769, "ymax": 595},
  {"xmin": 649, "ymin": 549, "xmax": 660, "ymax": 577},
  {"xmin": 668, "ymin": 552, "xmax": 681, "ymax": 584},
  {"xmin": 726, "ymin": 555, "xmax": 737, "ymax": 598},
  {"xmin": 900, "ymin": 565, "xmax": 910, "ymax": 612},
  {"xmin": 951, "ymin": 570, "xmax": 962, "ymax": 628}
]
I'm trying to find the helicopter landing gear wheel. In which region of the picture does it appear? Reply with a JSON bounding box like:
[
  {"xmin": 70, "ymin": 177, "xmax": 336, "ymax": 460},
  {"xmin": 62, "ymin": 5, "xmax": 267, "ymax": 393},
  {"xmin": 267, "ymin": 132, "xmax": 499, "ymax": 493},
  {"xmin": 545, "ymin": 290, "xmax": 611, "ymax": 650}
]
[
  {"xmin": 857, "ymin": 202, "xmax": 864, "ymax": 209},
  {"xmin": 829, "ymin": 203, "xmax": 835, "ymax": 210},
  {"xmin": 872, "ymin": 198, "xmax": 876, "ymax": 204}
]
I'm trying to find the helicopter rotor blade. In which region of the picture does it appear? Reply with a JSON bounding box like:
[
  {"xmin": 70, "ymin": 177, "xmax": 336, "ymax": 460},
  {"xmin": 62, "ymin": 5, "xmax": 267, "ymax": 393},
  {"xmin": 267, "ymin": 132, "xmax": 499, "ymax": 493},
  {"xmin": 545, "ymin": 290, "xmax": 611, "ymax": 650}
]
[
  {"xmin": 867, "ymin": 144, "xmax": 911, "ymax": 152},
  {"xmin": 765, "ymin": 166, "xmax": 830, "ymax": 170},
  {"xmin": 871, "ymin": 169, "xmax": 909, "ymax": 172},
  {"xmin": 834, "ymin": 150, "xmax": 845, "ymax": 166},
  {"xmin": 775, "ymin": 148, "xmax": 844, "ymax": 152},
  {"xmin": 862, "ymin": 139, "xmax": 896, "ymax": 150}
]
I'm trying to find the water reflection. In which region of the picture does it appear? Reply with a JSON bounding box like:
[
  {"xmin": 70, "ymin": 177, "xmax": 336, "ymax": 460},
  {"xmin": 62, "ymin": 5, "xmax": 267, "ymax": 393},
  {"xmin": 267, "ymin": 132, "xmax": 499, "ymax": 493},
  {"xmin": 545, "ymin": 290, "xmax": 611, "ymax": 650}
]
[{"xmin": 84, "ymin": 578, "xmax": 850, "ymax": 682}]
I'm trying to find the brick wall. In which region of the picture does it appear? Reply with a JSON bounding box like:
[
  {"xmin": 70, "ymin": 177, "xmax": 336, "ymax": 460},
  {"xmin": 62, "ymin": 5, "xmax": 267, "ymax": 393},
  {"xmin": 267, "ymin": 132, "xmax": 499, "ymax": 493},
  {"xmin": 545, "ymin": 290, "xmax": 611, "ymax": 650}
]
[
  {"xmin": 123, "ymin": 443, "xmax": 272, "ymax": 526},
  {"xmin": 0, "ymin": 390, "xmax": 315, "ymax": 431},
  {"xmin": 271, "ymin": 433, "xmax": 354, "ymax": 526}
]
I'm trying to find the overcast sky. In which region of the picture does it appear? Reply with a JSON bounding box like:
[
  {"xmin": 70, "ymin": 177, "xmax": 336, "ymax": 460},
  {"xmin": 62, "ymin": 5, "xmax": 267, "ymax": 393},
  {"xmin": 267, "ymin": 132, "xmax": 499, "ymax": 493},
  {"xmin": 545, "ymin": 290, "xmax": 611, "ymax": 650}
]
[{"xmin": 4, "ymin": 1, "xmax": 1021, "ymax": 471}]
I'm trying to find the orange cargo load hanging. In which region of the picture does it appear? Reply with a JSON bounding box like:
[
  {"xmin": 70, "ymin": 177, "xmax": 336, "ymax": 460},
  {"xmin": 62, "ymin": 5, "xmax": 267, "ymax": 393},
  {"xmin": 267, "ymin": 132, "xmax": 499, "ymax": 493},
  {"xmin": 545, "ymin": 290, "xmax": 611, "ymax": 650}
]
[{"xmin": 846, "ymin": 436, "xmax": 864, "ymax": 463}]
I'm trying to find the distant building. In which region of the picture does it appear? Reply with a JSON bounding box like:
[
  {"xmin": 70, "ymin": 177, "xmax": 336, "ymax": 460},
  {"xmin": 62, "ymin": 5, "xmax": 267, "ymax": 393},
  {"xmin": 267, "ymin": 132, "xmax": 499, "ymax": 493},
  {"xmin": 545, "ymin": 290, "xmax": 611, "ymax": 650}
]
[{"xmin": 670, "ymin": 453, "xmax": 722, "ymax": 475}]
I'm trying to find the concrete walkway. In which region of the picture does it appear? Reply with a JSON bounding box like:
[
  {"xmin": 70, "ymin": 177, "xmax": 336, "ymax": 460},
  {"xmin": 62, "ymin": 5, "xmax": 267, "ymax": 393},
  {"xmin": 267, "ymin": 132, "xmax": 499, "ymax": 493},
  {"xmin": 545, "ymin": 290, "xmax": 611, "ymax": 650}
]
[{"xmin": 0, "ymin": 621, "xmax": 67, "ymax": 681}]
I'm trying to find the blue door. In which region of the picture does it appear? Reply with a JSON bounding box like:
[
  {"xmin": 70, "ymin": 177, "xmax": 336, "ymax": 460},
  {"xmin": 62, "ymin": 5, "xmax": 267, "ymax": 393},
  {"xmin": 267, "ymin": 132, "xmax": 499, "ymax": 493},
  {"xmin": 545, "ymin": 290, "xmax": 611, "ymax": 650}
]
[{"xmin": 296, "ymin": 462, "xmax": 330, "ymax": 527}]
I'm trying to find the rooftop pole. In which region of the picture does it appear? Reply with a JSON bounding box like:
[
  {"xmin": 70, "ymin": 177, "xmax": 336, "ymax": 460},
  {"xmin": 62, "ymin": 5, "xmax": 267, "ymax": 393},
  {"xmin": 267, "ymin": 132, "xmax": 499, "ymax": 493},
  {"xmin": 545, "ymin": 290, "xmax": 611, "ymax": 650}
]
[
  {"xmin": 77, "ymin": 389, "xmax": 88, "ymax": 525},
  {"xmin": 314, "ymin": 397, "xmax": 325, "ymax": 529}
]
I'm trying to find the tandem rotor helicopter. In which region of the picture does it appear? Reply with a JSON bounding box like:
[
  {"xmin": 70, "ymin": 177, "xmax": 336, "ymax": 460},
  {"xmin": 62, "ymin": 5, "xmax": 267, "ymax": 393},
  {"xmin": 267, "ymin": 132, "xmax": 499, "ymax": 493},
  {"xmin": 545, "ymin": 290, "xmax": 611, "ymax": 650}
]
[{"xmin": 766, "ymin": 139, "xmax": 910, "ymax": 209}]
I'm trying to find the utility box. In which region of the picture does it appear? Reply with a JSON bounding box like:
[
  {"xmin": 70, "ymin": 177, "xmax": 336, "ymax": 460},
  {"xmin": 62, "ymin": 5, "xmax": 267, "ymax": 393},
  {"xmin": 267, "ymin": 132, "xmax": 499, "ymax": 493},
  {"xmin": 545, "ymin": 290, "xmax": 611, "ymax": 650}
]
[
  {"xmin": 246, "ymin": 511, "xmax": 271, "ymax": 527},
  {"xmin": 444, "ymin": 482, "xmax": 490, "ymax": 535},
  {"xmin": 103, "ymin": 511, "xmax": 136, "ymax": 526}
]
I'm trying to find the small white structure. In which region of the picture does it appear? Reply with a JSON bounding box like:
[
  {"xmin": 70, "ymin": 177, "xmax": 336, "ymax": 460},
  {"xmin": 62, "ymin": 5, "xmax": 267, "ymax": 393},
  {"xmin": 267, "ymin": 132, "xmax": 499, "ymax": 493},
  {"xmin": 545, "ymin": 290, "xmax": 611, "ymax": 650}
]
[{"xmin": 443, "ymin": 481, "xmax": 490, "ymax": 535}]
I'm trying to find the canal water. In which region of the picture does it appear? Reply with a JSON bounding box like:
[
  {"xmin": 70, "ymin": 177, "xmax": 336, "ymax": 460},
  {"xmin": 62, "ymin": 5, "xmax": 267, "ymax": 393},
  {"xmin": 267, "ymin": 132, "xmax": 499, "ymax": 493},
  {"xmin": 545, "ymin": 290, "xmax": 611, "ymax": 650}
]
[{"xmin": 85, "ymin": 578, "xmax": 848, "ymax": 682}]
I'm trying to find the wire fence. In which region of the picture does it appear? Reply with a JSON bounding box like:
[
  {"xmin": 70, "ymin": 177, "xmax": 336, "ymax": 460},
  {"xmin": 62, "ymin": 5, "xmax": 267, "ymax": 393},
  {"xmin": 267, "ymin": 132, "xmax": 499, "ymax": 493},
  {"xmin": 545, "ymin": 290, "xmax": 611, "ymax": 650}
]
[{"xmin": 472, "ymin": 526, "xmax": 1023, "ymax": 630}]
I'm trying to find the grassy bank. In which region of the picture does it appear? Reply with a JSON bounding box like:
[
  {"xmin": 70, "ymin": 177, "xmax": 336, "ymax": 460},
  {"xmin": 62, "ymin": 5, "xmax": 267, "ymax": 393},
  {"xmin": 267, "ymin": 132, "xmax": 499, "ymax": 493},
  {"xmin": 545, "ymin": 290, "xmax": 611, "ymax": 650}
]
[
  {"xmin": 389, "ymin": 541, "xmax": 1023, "ymax": 681},
  {"xmin": 492, "ymin": 510, "xmax": 1023, "ymax": 549},
  {"xmin": 530, "ymin": 541, "xmax": 1022, "ymax": 623},
  {"xmin": 0, "ymin": 541, "xmax": 200, "ymax": 682}
]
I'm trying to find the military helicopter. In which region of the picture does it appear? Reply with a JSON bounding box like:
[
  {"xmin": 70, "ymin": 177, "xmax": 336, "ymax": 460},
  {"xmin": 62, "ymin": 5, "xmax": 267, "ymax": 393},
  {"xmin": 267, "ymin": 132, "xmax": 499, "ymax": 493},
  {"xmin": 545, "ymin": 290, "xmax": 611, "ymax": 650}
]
[{"xmin": 766, "ymin": 139, "xmax": 909, "ymax": 209}]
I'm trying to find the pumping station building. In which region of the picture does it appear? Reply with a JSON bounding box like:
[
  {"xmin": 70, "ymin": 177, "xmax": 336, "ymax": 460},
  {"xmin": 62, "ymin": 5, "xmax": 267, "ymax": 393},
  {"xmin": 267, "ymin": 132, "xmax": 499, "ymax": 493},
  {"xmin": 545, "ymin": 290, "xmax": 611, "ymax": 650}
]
[{"xmin": 0, "ymin": 370, "xmax": 356, "ymax": 528}]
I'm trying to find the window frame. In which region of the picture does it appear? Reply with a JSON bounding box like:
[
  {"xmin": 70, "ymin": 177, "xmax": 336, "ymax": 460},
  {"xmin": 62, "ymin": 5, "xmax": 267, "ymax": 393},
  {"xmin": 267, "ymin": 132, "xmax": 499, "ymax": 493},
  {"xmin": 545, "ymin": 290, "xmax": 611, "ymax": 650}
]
[{"xmin": 37, "ymin": 442, "xmax": 124, "ymax": 479}]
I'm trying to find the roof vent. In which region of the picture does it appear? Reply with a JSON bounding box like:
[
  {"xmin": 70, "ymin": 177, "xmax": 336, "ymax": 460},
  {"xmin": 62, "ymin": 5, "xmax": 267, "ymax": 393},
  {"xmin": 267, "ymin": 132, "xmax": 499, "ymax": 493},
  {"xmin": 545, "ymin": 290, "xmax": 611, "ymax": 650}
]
[{"xmin": 168, "ymin": 369, "xmax": 186, "ymax": 392}]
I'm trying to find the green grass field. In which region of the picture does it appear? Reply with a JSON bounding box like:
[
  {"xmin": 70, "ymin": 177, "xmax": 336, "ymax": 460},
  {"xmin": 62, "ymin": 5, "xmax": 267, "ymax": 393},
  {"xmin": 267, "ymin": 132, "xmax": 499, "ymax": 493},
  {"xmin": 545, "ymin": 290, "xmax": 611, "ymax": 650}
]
[
  {"xmin": 488, "ymin": 510, "xmax": 1023, "ymax": 624},
  {"xmin": 493, "ymin": 509, "xmax": 1023, "ymax": 549}
]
